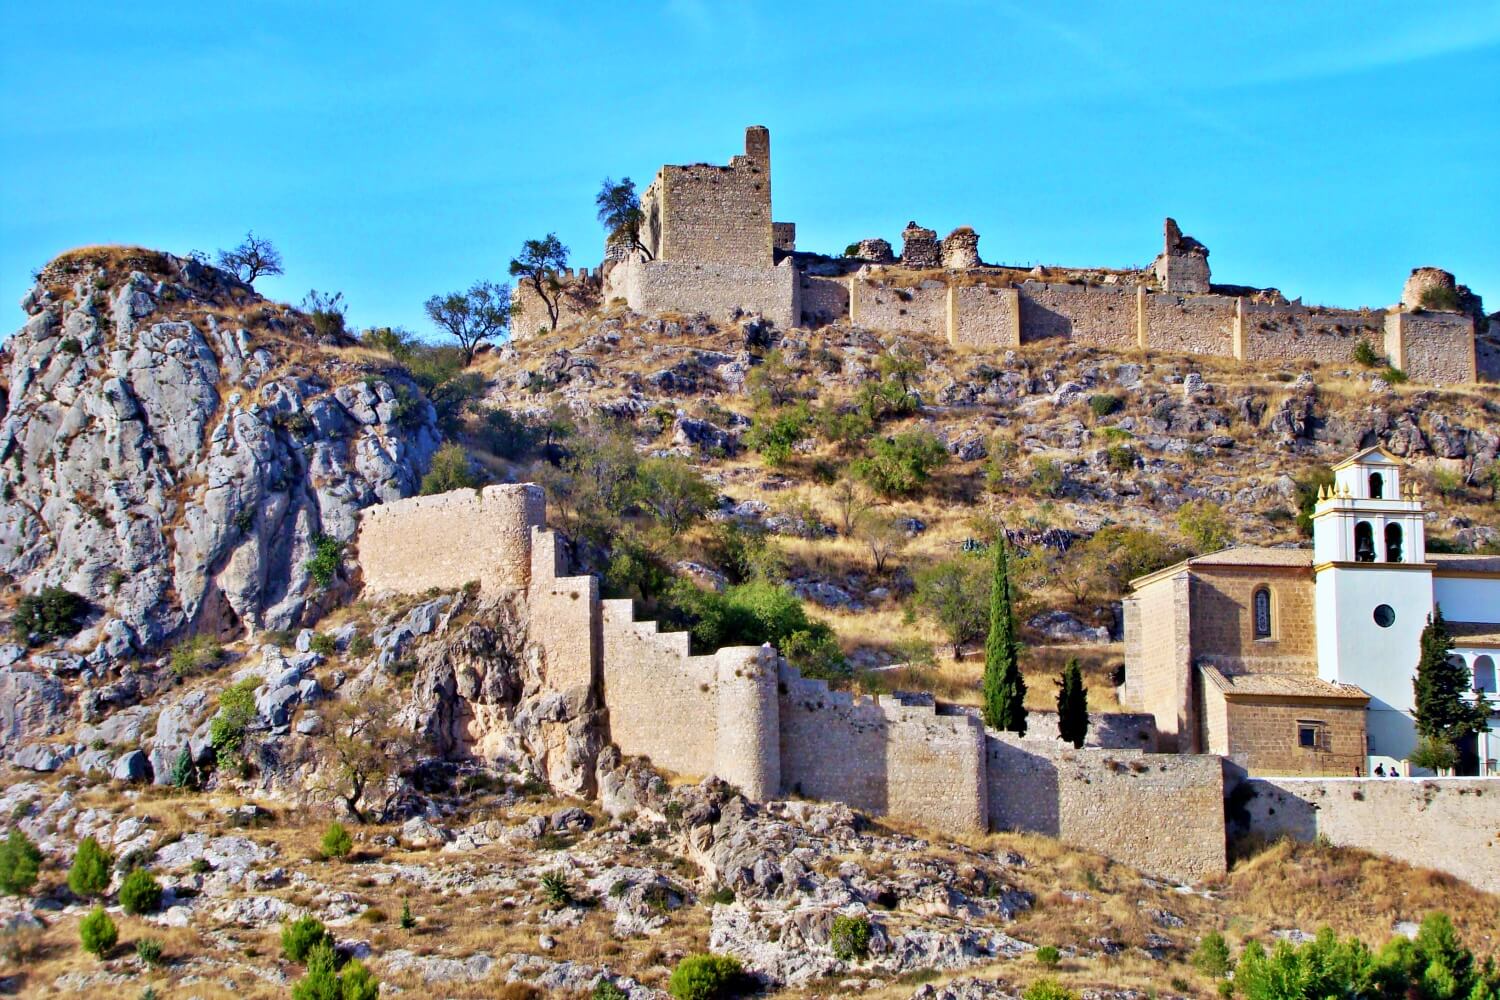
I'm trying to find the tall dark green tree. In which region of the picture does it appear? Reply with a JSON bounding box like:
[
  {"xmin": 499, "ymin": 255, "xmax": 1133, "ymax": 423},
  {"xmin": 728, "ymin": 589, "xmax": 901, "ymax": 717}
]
[
  {"xmin": 1056, "ymin": 657, "xmax": 1089, "ymax": 749},
  {"xmin": 1413, "ymin": 607, "xmax": 1488, "ymax": 746},
  {"xmin": 982, "ymin": 535, "xmax": 1027, "ymax": 734}
]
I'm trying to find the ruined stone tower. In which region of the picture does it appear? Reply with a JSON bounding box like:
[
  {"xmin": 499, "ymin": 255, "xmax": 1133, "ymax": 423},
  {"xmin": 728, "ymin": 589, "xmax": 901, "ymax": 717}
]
[{"xmin": 637, "ymin": 125, "xmax": 774, "ymax": 268}]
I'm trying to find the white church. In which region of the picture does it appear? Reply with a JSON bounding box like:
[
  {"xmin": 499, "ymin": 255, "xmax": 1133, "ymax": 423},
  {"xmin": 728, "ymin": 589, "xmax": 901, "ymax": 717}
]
[{"xmin": 1125, "ymin": 447, "xmax": 1499, "ymax": 777}]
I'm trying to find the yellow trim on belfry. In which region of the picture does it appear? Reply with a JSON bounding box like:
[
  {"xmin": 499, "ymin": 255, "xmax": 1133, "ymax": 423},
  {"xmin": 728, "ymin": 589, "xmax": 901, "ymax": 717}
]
[{"xmin": 1313, "ymin": 560, "xmax": 1436, "ymax": 574}]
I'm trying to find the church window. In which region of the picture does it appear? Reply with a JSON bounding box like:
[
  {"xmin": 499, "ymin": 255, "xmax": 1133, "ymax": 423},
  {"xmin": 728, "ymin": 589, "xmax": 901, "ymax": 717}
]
[
  {"xmin": 1474, "ymin": 656, "xmax": 1496, "ymax": 694},
  {"xmin": 1297, "ymin": 723, "xmax": 1321, "ymax": 749},
  {"xmin": 1385, "ymin": 523, "xmax": 1404, "ymax": 563},
  {"xmin": 1253, "ymin": 587, "xmax": 1273, "ymax": 639},
  {"xmin": 1354, "ymin": 521, "xmax": 1376, "ymax": 562},
  {"xmin": 1373, "ymin": 604, "xmax": 1395, "ymax": 628},
  {"xmin": 1369, "ymin": 472, "xmax": 1384, "ymax": 499}
]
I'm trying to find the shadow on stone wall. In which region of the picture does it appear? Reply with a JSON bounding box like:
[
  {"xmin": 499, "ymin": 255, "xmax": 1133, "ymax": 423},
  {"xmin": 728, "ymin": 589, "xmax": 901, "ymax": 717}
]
[{"xmin": 985, "ymin": 736, "xmax": 1061, "ymax": 835}]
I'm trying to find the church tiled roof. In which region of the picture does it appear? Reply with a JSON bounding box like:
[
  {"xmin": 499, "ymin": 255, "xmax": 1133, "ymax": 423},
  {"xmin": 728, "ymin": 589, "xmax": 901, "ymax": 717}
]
[
  {"xmin": 1129, "ymin": 546, "xmax": 1312, "ymax": 589},
  {"xmin": 1200, "ymin": 665, "xmax": 1369, "ymax": 701}
]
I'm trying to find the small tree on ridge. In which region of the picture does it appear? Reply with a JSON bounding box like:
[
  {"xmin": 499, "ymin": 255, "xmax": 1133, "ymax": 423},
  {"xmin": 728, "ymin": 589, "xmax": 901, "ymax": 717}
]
[
  {"xmin": 217, "ymin": 231, "xmax": 284, "ymax": 284},
  {"xmin": 424, "ymin": 280, "xmax": 511, "ymax": 365},
  {"xmin": 596, "ymin": 177, "xmax": 654, "ymax": 260},
  {"xmin": 509, "ymin": 234, "xmax": 570, "ymax": 332}
]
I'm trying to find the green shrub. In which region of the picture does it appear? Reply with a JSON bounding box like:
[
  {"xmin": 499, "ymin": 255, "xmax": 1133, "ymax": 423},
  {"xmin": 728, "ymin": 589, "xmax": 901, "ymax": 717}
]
[
  {"xmin": 68, "ymin": 835, "xmax": 111, "ymax": 899},
  {"xmin": 79, "ymin": 906, "xmax": 117, "ymax": 957},
  {"xmin": 0, "ymin": 828, "xmax": 42, "ymax": 895},
  {"xmin": 60, "ymin": 337, "xmax": 83, "ymax": 355},
  {"xmin": 135, "ymin": 935, "xmax": 164, "ymax": 966},
  {"xmin": 1035, "ymin": 944, "xmax": 1061, "ymax": 968},
  {"xmin": 1352, "ymin": 340, "xmax": 1380, "ymax": 367},
  {"xmin": 1088, "ymin": 393, "xmax": 1121, "ymax": 418},
  {"xmin": 1409, "ymin": 735, "xmax": 1458, "ymax": 773},
  {"xmin": 1021, "ymin": 979, "xmax": 1078, "ymax": 1000},
  {"xmin": 281, "ymin": 915, "xmax": 333, "ymax": 963},
  {"xmin": 304, "ymin": 534, "xmax": 345, "ymax": 588},
  {"xmin": 636, "ymin": 456, "xmax": 716, "ymax": 535},
  {"xmin": 663, "ymin": 578, "xmax": 846, "ymax": 679},
  {"xmin": 119, "ymin": 867, "xmax": 162, "ymax": 914},
  {"xmin": 668, "ymin": 953, "xmax": 743, "ymax": 1000},
  {"xmin": 320, "ymin": 821, "xmax": 353, "ymax": 860},
  {"xmin": 1175, "ymin": 499, "xmax": 1234, "ymax": 553},
  {"xmin": 830, "ymin": 914, "xmax": 872, "ymax": 961},
  {"xmin": 309, "ymin": 633, "xmax": 337, "ymax": 657},
  {"xmin": 1192, "ymin": 931, "xmax": 1232, "ymax": 979},
  {"xmin": 1294, "ymin": 467, "xmax": 1336, "ymax": 536},
  {"xmin": 1029, "ymin": 457, "xmax": 1065, "ymax": 498},
  {"xmin": 593, "ymin": 981, "xmax": 629, "ymax": 1000},
  {"xmin": 170, "ymin": 634, "xmax": 223, "ymax": 676},
  {"xmin": 853, "ymin": 431, "xmax": 948, "ymax": 498},
  {"xmin": 421, "ymin": 442, "xmax": 483, "ymax": 495},
  {"xmin": 13, "ymin": 586, "xmax": 86, "ymax": 645},
  {"xmin": 540, "ymin": 870, "xmax": 573, "ymax": 907},
  {"xmin": 1419, "ymin": 285, "xmax": 1462, "ymax": 311},
  {"xmin": 339, "ymin": 959, "xmax": 381, "ymax": 1000},
  {"xmin": 1103, "ymin": 444, "xmax": 1136, "ymax": 474},
  {"xmin": 1381, "ymin": 365, "xmax": 1409, "ymax": 384},
  {"xmin": 400, "ymin": 898, "xmax": 416, "ymax": 930},
  {"xmin": 209, "ymin": 678, "xmax": 259, "ymax": 770},
  {"xmin": 744, "ymin": 403, "xmax": 812, "ymax": 467}
]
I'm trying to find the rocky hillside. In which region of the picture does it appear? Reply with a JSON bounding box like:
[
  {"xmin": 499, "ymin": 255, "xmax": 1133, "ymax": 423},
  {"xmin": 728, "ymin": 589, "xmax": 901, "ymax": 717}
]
[{"xmin": 0, "ymin": 247, "xmax": 440, "ymax": 660}]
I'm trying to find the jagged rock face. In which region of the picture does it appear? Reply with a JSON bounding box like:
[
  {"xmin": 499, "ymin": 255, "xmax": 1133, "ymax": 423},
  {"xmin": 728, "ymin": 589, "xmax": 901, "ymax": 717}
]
[
  {"xmin": 397, "ymin": 594, "xmax": 604, "ymax": 797},
  {"xmin": 0, "ymin": 249, "xmax": 441, "ymax": 651}
]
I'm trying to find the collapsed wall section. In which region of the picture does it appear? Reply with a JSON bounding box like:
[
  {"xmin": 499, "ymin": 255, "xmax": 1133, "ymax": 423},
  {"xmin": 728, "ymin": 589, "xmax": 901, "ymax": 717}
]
[
  {"xmin": 987, "ymin": 737, "xmax": 1227, "ymax": 883},
  {"xmin": 778, "ymin": 668, "xmax": 988, "ymax": 838},
  {"xmin": 356, "ymin": 485, "xmax": 544, "ymax": 595},
  {"xmin": 1239, "ymin": 777, "xmax": 1500, "ymax": 893}
]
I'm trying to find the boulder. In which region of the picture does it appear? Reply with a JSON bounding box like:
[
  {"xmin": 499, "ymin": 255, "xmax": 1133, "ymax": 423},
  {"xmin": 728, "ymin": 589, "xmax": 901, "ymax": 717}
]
[{"xmin": 110, "ymin": 750, "xmax": 153, "ymax": 783}]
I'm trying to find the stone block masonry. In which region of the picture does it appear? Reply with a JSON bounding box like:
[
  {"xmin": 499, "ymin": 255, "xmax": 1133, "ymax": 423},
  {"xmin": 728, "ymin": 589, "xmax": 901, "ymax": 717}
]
[
  {"xmin": 356, "ymin": 484, "xmax": 544, "ymax": 595},
  {"xmin": 1238, "ymin": 777, "xmax": 1500, "ymax": 893},
  {"xmin": 1385, "ymin": 310, "xmax": 1477, "ymax": 385},
  {"xmin": 605, "ymin": 255, "xmax": 798, "ymax": 331}
]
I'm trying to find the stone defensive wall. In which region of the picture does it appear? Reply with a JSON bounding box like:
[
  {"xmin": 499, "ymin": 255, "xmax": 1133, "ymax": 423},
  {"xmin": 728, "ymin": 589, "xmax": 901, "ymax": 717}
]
[
  {"xmin": 355, "ymin": 484, "xmax": 545, "ymax": 595},
  {"xmin": 1236, "ymin": 776, "xmax": 1500, "ymax": 894},
  {"xmin": 987, "ymin": 736, "xmax": 1228, "ymax": 884},
  {"xmin": 512, "ymin": 268, "xmax": 603, "ymax": 341},
  {"xmin": 604, "ymin": 254, "xmax": 798, "ymax": 330}
]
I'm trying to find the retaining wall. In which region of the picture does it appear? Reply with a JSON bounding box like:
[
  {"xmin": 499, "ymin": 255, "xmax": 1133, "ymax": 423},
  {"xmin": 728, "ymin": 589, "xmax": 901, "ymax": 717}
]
[
  {"xmin": 605, "ymin": 256, "xmax": 797, "ymax": 329},
  {"xmin": 1239, "ymin": 776, "xmax": 1500, "ymax": 893}
]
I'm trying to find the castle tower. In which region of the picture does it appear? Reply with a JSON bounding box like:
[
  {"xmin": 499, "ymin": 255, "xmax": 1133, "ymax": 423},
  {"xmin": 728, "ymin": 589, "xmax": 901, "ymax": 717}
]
[{"xmin": 1312, "ymin": 447, "xmax": 1434, "ymax": 764}]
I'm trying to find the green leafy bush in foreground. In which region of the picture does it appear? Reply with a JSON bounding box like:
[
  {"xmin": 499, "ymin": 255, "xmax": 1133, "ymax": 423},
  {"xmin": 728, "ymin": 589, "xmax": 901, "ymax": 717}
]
[{"xmin": 668, "ymin": 953, "xmax": 743, "ymax": 999}]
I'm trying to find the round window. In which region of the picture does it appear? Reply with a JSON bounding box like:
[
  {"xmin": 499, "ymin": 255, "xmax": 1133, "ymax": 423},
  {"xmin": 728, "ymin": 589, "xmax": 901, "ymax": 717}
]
[{"xmin": 1373, "ymin": 604, "xmax": 1396, "ymax": 628}]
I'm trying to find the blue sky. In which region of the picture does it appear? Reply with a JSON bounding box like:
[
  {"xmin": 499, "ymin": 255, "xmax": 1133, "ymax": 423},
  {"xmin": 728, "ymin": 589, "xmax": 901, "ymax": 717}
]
[{"xmin": 3, "ymin": 2, "xmax": 1498, "ymax": 339}]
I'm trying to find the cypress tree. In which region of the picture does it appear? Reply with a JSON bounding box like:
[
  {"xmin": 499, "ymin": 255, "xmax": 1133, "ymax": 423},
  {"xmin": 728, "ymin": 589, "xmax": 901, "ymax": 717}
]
[
  {"xmin": 982, "ymin": 534, "xmax": 1027, "ymax": 734},
  {"xmin": 1413, "ymin": 607, "xmax": 1485, "ymax": 743},
  {"xmin": 1056, "ymin": 657, "xmax": 1089, "ymax": 749}
]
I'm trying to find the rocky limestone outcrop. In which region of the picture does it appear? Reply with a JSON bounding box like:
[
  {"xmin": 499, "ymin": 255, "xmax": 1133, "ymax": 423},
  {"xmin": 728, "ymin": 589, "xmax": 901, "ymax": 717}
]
[{"xmin": 0, "ymin": 248, "xmax": 441, "ymax": 653}]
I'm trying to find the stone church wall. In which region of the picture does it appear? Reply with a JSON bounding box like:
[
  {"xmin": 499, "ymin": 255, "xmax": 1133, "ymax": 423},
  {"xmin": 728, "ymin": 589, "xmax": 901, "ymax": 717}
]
[
  {"xmin": 1204, "ymin": 689, "xmax": 1367, "ymax": 776},
  {"xmin": 1238, "ymin": 776, "xmax": 1500, "ymax": 893},
  {"xmin": 1187, "ymin": 565, "xmax": 1317, "ymax": 670},
  {"xmin": 1123, "ymin": 572, "xmax": 1194, "ymax": 751},
  {"xmin": 986, "ymin": 736, "xmax": 1227, "ymax": 883},
  {"xmin": 355, "ymin": 485, "xmax": 544, "ymax": 596}
]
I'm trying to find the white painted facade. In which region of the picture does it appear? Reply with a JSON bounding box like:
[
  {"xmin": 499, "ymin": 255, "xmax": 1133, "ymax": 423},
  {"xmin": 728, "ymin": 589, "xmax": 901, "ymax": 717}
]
[{"xmin": 1312, "ymin": 448, "xmax": 1498, "ymax": 774}]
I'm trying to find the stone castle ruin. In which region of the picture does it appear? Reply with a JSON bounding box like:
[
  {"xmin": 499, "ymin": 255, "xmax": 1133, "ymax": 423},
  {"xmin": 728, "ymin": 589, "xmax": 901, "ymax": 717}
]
[
  {"xmin": 516, "ymin": 126, "xmax": 1492, "ymax": 385},
  {"xmin": 356, "ymin": 486, "xmax": 1500, "ymax": 891}
]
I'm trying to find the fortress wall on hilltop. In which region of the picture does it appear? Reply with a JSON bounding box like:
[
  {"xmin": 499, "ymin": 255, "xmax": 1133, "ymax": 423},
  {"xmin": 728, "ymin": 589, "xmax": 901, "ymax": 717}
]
[
  {"xmin": 1240, "ymin": 302, "xmax": 1383, "ymax": 365},
  {"xmin": 1385, "ymin": 310, "xmax": 1477, "ymax": 385},
  {"xmin": 1143, "ymin": 291, "xmax": 1237, "ymax": 357},
  {"xmin": 949, "ymin": 284, "xmax": 1020, "ymax": 349},
  {"xmin": 987, "ymin": 736, "xmax": 1228, "ymax": 883},
  {"xmin": 849, "ymin": 278, "xmax": 948, "ymax": 334},
  {"xmin": 605, "ymin": 256, "xmax": 797, "ymax": 330},
  {"xmin": 356, "ymin": 484, "xmax": 544, "ymax": 595},
  {"xmin": 1239, "ymin": 776, "xmax": 1500, "ymax": 894},
  {"xmin": 778, "ymin": 669, "xmax": 988, "ymax": 837},
  {"xmin": 528, "ymin": 528, "xmax": 599, "ymax": 698},
  {"xmin": 799, "ymin": 274, "xmax": 850, "ymax": 326},
  {"xmin": 512, "ymin": 272, "xmax": 601, "ymax": 341},
  {"xmin": 1015, "ymin": 282, "xmax": 1139, "ymax": 348}
]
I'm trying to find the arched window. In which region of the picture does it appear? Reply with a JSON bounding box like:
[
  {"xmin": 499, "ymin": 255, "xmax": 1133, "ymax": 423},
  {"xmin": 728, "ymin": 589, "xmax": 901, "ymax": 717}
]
[
  {"xmin": 1385, "ymin": 523, "xmax": 1404, "ymax": 563},
  {"xmin": 1475, "ymin": 655, "xmax": 1497, "ymax": 694},
  {"xmin": 1253, "ymin": 587, "xmax": 1273, "ymax": 639},
  {"xmin": 1354, "ymin": 521, "xmax": 1376, "ymax": 562},
  {"xmin": 1369, "ymin": 472, "xmax": 1384, "ymax": 499}
]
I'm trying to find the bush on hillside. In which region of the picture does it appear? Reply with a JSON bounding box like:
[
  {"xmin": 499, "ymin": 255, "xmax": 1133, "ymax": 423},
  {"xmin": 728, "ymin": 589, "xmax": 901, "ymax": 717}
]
[
  {"xmin": 668, "ymin": 954, "xmax": 743, "ymax": 1000},
  {"xmin": 118, "ymin": 867, "xmax": 162, "ymax": 914},
  {"xmin": 67, "ymin": 835, "xmax": 111, "ymax": 899},
  {"xmin": 78, "ymin": 906, "xmax": 117, "ymax": 957},
  {"xmin": 852, "ymin": 431, "xmax": 948, "ymax": 498},
  {"xmin": 320, "ymin": 821, "xmax": 353, "ymax": 860},
  {"xmin": 1175, "ymin": 499, "xmax": 1234, "ymax": 553},
  {"xmin": 744, "ymin": 404, "xmax": 811, "ymax": 467},
  {"xmin": 0, "ymin": 829, "xmax": 42, "ymax": 896},
  {"xmin": 1022, "ymin": 980, "xmax": 1078, "ymax": 1000},
  {"xmin": 663, "ymin": 579, "xmax": 846, "ymax": 679},
  {"xmin": 281, "ymin": 915, "xmax": 332, "ymax": 963},
  {"xmin": 13, "ymin": 587, "xmax": 86, "ymax": 645},
  {"xmin": 830, "ymin": 915, "xmax": 872, "ymax": 961},
  {"xmin": 420, "ymin": 442, "xmax": 483, "ymax": 495},
  {"xmin": 304, "ymin": 533, "xmax": 345, "ymax": 588},
  {"xmin": 209, "ymin": 678, "xmax": 260, "ymax": 770},
  {"xmin": 170, "ymin": 634, "xmax": 223, "ymax": 676}
]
